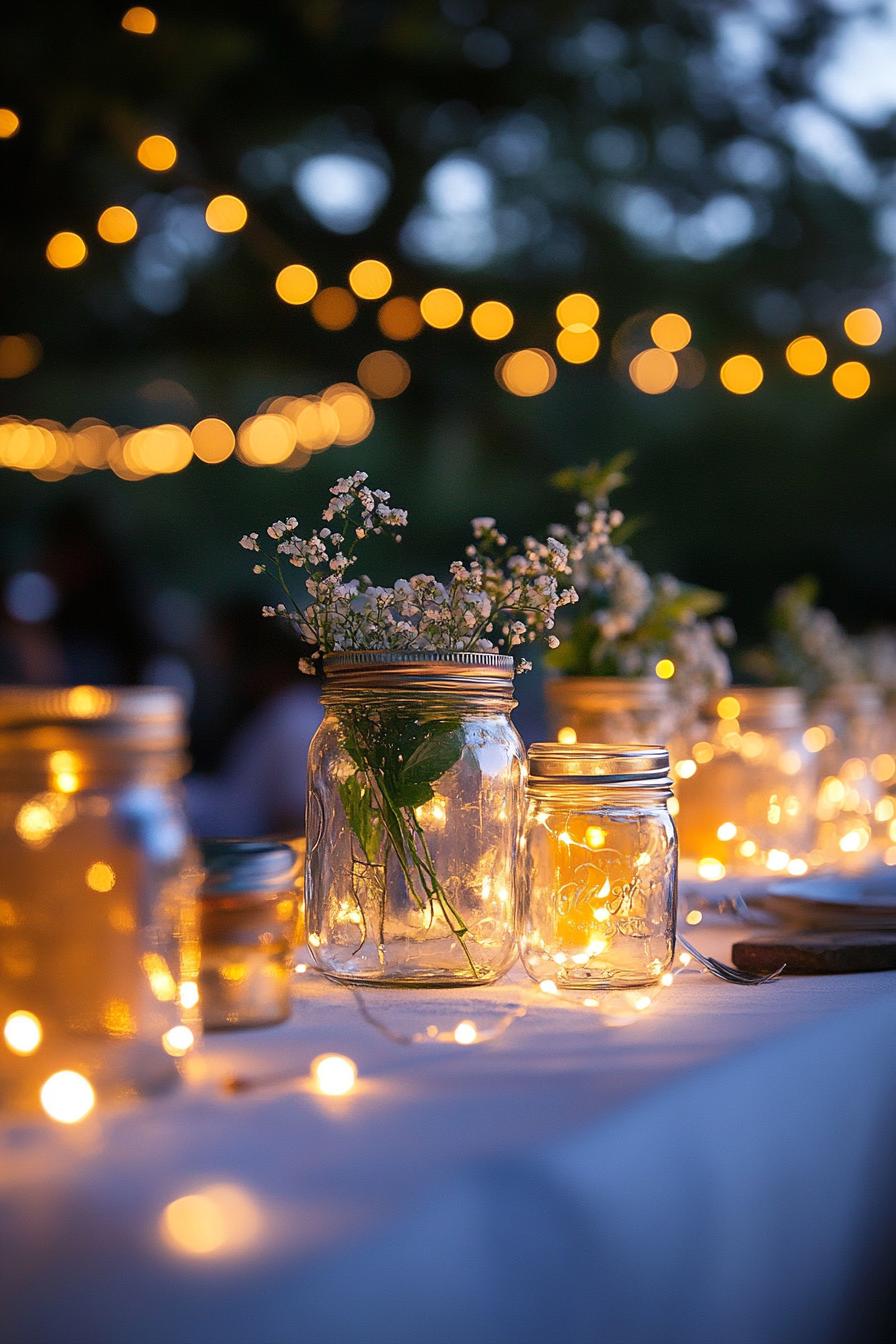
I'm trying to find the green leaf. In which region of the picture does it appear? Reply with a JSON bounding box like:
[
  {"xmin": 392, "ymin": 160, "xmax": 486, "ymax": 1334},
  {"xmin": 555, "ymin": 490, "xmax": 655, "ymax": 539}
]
[
  {"xmin": 393, "ymin": 724, "xmax": 464, "ymax": 809},
  {"xmin": 338, "ymin": 773, "xmax": 383, "ymax": 863}
]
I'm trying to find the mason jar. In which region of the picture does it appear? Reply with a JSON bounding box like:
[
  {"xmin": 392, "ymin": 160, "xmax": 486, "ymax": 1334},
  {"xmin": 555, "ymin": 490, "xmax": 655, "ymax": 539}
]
[
  {"xmin": 813, "ymin": 683, "xmax": 887, "ymax": 866},
  {"xmin": 545, "ymin": 675, "xmax": 680, "ymax": 748},
  {"xmin": 0, "ymin": 687, "xmax": 200, "ymax": 1121},
  {"xmin": 674, "ymin": 687, "xmax": 818, "ymax": 881},
  {"xmin": 521, "ymin": 743, "xmax": 677, "ymax": 988},
  {"xmin": 305, "ymin": 652, "xmax": 525, "ymax": 987}
]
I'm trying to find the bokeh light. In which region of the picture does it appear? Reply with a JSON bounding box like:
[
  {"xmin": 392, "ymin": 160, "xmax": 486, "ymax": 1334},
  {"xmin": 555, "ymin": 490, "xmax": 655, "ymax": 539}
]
[
  {"xmin": 321, "ymin": 383, "xmax": 375, "ymax": 445},
  {"xmin": 275, "ymin": 264, "xmax": 318, "ymax": 305},
  {"xmin": 97, "ymin": 205, "xmax": 138, "ymax": 244},
  {"xmin": 556, "ymin": 327, "xmax": 599, "ymax": 363},
  {"xmin": 377, "ymin": 296, "xmax": 423, "ymax": 340},
  {"xmin": 357, "ymin": 350, "xmax": 411, "ymax": 398},
  {"xmin": 556, "ymin": 293, "xmax": 599, "ymax": 329},
  {"xmin": 0, "ymin": 108, "xmax": 21, "ymax": 138},
  {"xmin": 46, "ymin": 232, "xmax": 87, "ymax": 269},
  {"xmin": 655, "ymin": 658, "xmax": 675, "ymax": 679},
  {"xmin": 121, "ymin": 6, "xmax": 157, "ymax": 34},
  {"xmin": 125, "ymin": 423, "xmax": 193, "ymax": 474},
  {"xmin": 161, "ymin": 1185, "xmax": 261, "ymax": 1257},
  {"xmin": 311, "ymin": 286, "xmax": 357, "ymax": 331},
  {"xmin": 289, "ymin": 397, "xmax": 340, "ymax": 453},
  {"xmin": 629, "ymin": 348, "xmax": 677, "ymax": 393},
  {"xmin": 39, "ymin": 1070, "xmax": 96, "ymax": 1124},
  {"xmin": 205, "ymin": 195, "xmax": 247, "ymax": 233},
  {"xmin": 470, "ymin": 301, "xmax": 513, "ymax": 340},
  {"xmin": 137, "ymin": 135, "xmax": 177, "ymax": 171},
  {"xmin": 650, "ymin": 313, "xmax": 691, "ymax": 351},
  {"xmin": 0, "ymin": 334, "xmax": 42, "ymax": 379},
  {"xmin": 162, "ymin": 1025, "xmax": 194, "ymax": 1057},
  {"xmin": 348, "ymin": 259, "xmax": 392, "ymax": 300},
  {"xmin": 86, "ymin": 861, "xmax": 116, "ymax": 892},
  {"xmin": 4, "ymin": 1010, "xmax": 42, "ymax": 1056},
  {"xmin": 832, "ymin": 360, "xmax": 870, "ymax": 399},
  {"xmin": 843, "ymin": 307, "xmax": 882, "ymax": 346},
  {"xmin": 311, "ymin": 1053, "xmax": 358, "ymax": 1096},
  {"xmin": 496, "ymin": 348, "xmax": 557, "ymax": 397},
  {"xmin": 237, "ymin": 413, "xmax": 296, "ymax": 464},
  {"xmin": 420, "ymin": 287, "xmax": 464, "ymax": 328},
  {"xmin": 785, "ymin": 335, "xmax": 827, "ymax": 376},
  {"xmin": 719, "ymin": 354, "xmax": 763, "ymax": 394},
  {"xmin": 191, "ymin": 417, "xmax": 235, "ymax": 463}
]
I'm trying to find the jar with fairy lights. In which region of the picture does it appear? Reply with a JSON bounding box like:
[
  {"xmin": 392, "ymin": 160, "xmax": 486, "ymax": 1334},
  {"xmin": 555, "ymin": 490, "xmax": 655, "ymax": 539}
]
[
  {"xmin": 812, "ymin": 683, "xmax": 888, "ymax": 867},
  {"xmin": 520, "ymin": 743, "xmax": 677, "ymax": 989},
  {"xmin": 305, "ymin": 652, "xmax": 525, "ymax": 987},
  {"xmin": 545, "ymin": 676, "xmax": 680, "ymax": 750},
  {"xmin": 673, "ymin": 688, "xmax": 819, "ymax": 882},
  {"xmin": 0, "ymin": 687, "xmax": 200, "ymax": 1122}
]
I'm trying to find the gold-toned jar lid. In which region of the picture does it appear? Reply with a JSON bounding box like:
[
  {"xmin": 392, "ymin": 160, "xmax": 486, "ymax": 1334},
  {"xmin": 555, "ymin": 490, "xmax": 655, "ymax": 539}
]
[
  {"xmin": 0, "ymin": 685, "xmax": 186, "ymax": 752},
  {"xmin": 527, "ymin": 742, "xmax": 671, "ymax": 787},
  {"xmin": 322, "ymin": 650, "xmax": 515, "ymax": 700}
]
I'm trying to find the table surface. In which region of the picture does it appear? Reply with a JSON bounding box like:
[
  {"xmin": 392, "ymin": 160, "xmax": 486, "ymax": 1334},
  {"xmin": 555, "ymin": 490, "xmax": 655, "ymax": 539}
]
[{"xmin": 2, "ymin": 924, "xmax": 896, "ymax": 1344}]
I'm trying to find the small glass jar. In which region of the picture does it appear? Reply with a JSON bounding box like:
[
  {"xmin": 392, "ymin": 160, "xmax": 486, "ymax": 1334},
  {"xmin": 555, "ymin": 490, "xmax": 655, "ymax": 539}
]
[
  {"xmin": 813, "ymin": 683, "xmax": 886, "ymax": 867},
  {"xmin": 674, "ymin": 687, "xmax": 818, "ymax": 880},
  {"xmin": 521, "ymin": 744, "xmax": 677, "ymax": 988},
  {"xmin": 198, "ymin": 839, "xmax": 301, "ymax": 1030},
  {"xmin": 305, "ymin": 651, "xmax": 525, "ymax": 987},
  {"xmin": 0, "ymin": 686, "xmax": 200, "ymax": 1119},
  {"xmin": 545, "ymin": 675, "xmax": 680, "ymax": 748}
]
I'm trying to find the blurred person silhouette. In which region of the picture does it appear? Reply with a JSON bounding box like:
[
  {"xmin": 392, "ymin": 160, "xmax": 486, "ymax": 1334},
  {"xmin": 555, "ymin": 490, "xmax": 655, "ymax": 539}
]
[{"xmin": 186, "ymin": 599, "xmax": 321, "ymax": 838}]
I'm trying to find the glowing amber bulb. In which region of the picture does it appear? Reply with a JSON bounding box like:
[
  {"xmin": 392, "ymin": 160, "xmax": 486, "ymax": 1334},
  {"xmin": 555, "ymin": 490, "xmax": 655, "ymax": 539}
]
[
  {"xmin": 832, "ymin": 361, "xmax": 870, "ymax": 399},
  {"xmin": 162, "ymin": 1025, "xmax": 194, "ymax": 1057},
  {"xmin": 717, "ymin": 695, "xmax": 741, "ymax": 720},
  {"xmin": 357, "ymin": 350, "xmax": 410, "ymax": 399},
  {"xmin": 0, "ymin": 333, "xmax": 42, "ymax": 379},
  {"xmin": 585, "ymin": 826, "xmax": 606, "ymax": 849},
  {"xmin": 377, "ymin": 296, "xmax": 423, "ymax": 340},
  {"xmin": 555, "ymin": 293, "xmax": 599, "ymax": 329},
  {"xmin": 650, "ymin": 313, "xmax": 691, "ymax": 352},
  {"xmin": 137, "ymin": 134, "xmax": 177, "ymax": 171},
  {"xmin": 470, "ymin": 301, "xmax": 514, "ymax": 341},
  {"xmin": 40, "ymin": 1070, "xmax": 96, "ymax": 1124},
  {"xmin": 785, "ymin": 335, "xmax": 826, "ymax": 376},
  {"xmin": 85, "ymin": 861, "xmax": 116, "ymax": 892},
  {"xmin": 557, "ymin": 725, "xmax": 577, "ymax": 744},
  {"xmin": 720, "ymin": 354, "xmax": 763, "ymax": 394},
  {"xmin": 275, "ymin": 264, "xmax": 318, "ymax": 305},
  {"xmin": 191, "ymin": 417, "xmax": 235, "ymax": 463},
  {"xmin": 46, "ymin": 232, "xmax": 87, "ymax": 269},
  {"xmin": 311, "ymin": 286, "xmax": 357, "ymax": 331},
  {"xmin": 629, "ymin": 348, "xmax": 677, "ymax": 393},
  {"xmin": 97, "ymin": 205, "xmax": 138, "ymax": 244},
  {"xmin": 121, "ymin": 6, "xmax": 157, "ymax": 34},
  {"xmin": 556, "ymin": 327, "xmax": 599, "ymax": 364},
  {"xmin": 697, "ymin": 857, "xmax": 726, "ymax": 882},
  {"xmin": 498, "ymin": 348, "xmax": 556, "ymax": 396},
  {"xmin": 0, "ymin": 108, "xmax": 21, "ymax": 138},
  {"xmin": 349, "ymin": 259, "xmax": 392, "ymax": 300},
  {"xmin": 4, "ymin": 1010, "xmax": 42, "ymax": 1056},
  {"xmin": 716, "ymin": 822, "xmax": 737, "ymax": 842},
  {"xmin": 843, "ymin": 307, "xmax": 882, "ymax": 347},
  {"xmin": 311, "ymin": 1054, "xmax": 357, "ymax": 1096},
  {"xmin": 205, "ymin": 195, "xmax": 247, "ymax": 233},
  {"xmin": 420, "ymin": 287, "xmax": 464, "ymax": 328},
  {"xmin": 453, "ymin": 1021, "xmax": 478, "ymax": 1045},
  {"xmin": 654, "ymin": 658, "xmax": 675, "ymax": 679}
]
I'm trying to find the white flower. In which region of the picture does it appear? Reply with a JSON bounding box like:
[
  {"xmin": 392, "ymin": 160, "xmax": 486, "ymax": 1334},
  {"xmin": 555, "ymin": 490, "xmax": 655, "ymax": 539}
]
[{"xmin": 240, "ymin": 533, "xmax": 259, "ymax": 551}]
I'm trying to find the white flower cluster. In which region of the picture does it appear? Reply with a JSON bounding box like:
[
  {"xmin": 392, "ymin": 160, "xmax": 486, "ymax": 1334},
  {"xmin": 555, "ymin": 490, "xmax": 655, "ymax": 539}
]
[
  {"xmin": 862, "ymin": 629, "xmax": 896, "ymax": 697},
  {"xmin": 242, "ymin": 472, "xmax": 577, "ymax": 670}
]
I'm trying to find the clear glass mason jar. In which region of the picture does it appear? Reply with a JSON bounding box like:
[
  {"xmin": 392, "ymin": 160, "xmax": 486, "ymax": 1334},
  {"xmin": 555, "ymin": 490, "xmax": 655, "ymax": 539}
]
[
  {"xmin": 674, "ymin": 687, "xmax": 818, "ymax": 880},
  {"xmin": 305, "ymin": 652, "xmax": 525, "ymax": 987},
  {"xmin": 521, "ymin": 744, "xmax": 677, "ymax": 988},
  {"xmin": 0, "ymin": 686, "xmax": 200, "ymax": 1120},
  {"xmin": 545, "ymin": 675, "xmax": 680, "ymax": 748},
  {"xmin": 813, "ymin": 683, "xmax": 887, "ymax": 867}
]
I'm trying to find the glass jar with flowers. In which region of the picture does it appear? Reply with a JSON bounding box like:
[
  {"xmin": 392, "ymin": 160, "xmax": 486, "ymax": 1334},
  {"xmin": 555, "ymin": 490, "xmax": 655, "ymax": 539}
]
[{"xmin": 242, "ymin": 473, "xmax": 577, "ymax": 986}]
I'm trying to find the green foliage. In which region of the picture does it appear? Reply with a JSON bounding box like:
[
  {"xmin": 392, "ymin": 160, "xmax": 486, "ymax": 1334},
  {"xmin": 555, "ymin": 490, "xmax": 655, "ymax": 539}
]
[
  {"xmin": 337, "ymin": 774, "xmax": 383, "ymax": 864},
  {"xmin": 551, "ymin": 452, "xmax": 633, "ymax": 507}
]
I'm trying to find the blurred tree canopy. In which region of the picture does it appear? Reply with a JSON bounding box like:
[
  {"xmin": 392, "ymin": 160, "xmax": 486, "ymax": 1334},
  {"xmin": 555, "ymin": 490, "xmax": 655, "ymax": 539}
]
[{"xmin": 1, "ymin": 0, "xmax": 895, "ymax": 639}]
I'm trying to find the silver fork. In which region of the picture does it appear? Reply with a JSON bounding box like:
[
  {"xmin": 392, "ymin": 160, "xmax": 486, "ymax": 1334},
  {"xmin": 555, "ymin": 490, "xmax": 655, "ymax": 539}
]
[{"xmin": 677, "ymin": 933, "xmax": 786, "ymax": 985}]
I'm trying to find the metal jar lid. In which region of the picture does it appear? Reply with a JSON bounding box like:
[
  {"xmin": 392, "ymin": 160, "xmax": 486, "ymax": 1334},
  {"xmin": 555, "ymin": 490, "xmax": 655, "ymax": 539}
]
[
  {"xmin": 526, "ymin": 742, "xmax": 672, "ymax": 788},
  {"xmin": 0, "ymin": 684, "xmax": 186, "ymax": 752},
  {"xmin": 322, "ymin": 650, "xmax": 515, "ymax": 699},
  {"xmin": 200, "ymin": 838, "xmax": 299, "ymax": 897}
]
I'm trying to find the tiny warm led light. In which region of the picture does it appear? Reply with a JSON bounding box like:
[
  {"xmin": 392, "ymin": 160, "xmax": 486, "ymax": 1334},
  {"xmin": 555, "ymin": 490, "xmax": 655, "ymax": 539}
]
[
  {"xmin": 15, "ymin": 799, "xmax": 59, "ymax": 845},
  {"xmin": 137, "ymin": 134, "xmax": 177, "ymax": 171},
  {"xmin": 655, "ymin": 658, "xmax": 675, "ymax": 679},
  {"xmin": 697, "ymin": 857, "xmax": 726, "ymax": 882},
  {"xmin": 50, "ymin": 749, "xmax": 80, "ymax": 793},
  {"xmin": 650, "ymin": 313, "xmax": 691, "ymax": 352},
  {"xmin": 679, "ymin": 950, "xmax": 693, "ymax": 966},
  {"xmin": 716, "ymin": 822, "xmax": 737, "ymax": 842},
  {"xmin": 453, "ymin": 1021, "xmax": 478, "ymax": 1045},
  {"xmin": 585, "ymin": 826, "xmax": 606, "ymax": 849},
  {"xmin": 787, "ymin": 858, "xmax": 809, "ymax": 876},
  {"xmin": 674, "ymin": 758, "xmax": 697, "ymax": 780},
  {"xmin": 692, "ymin": 741, "xmax": 714, "ymax": 764},
  {"xmin": 766, "ymin": 849, "xmax": 790, "ymax": 871},
  {"xmin": 179, "ymin": 981, "xmax": 199, "ymax": 1010},
  {"xmin": 660, "ymin": 972, "xmax": 674, "ymax": 987},
  {"xmin": 633, "ymin": 995, "xmax": 652, "ymax": 1011},
  {"xmin": 348, "ymin": 259, "xmax": 392, "ymax": 300},
  {"xmin": 191, "ymin": 417, "xmax": 235, "ymax": 463},
  {"xmin": 420, "ymin": 287, "xmax": 464, "ymax": 328},
  {"xmin": 4, "ymin": 1010, "xmax": 42, "ymax": 1056},
  {"xmin": 785, "ymin": 335, "xmax": 827, "ymax": 376},
  {"xmin": 470, "ymin": 301, "xmax": 513, "ymax": 341},
  {"xmin": 685, "ymin": 909, "xmax": 703, "ymax": 926},
  {"xmin": 719, "ymin": 354, "xmax": 763, "ymax": 394},
  {"xmin": 556, "ymin": 327, "xmax": 599, "ymax": 364},
  {"xmin": 832, "ymin": 360, "xmax": 870, "ymax": 399},
  {"xmin": 161, "ymin": 1184, "xmax": 261, "ymax": 1257},
  {"xmin": 311, "ymin": 1053, "xmax": 358, "ymax": 1096},
  {"xmin": 312, "ymin": 286, "xmax": 358, "ymax": 331},
  {"xmin": 843, "ymin": 307, "xmax": 882, "ymax": 346},
  {"xmin": 557, "ymin": 725, "xmax": 577, "ymax": 744},
  {"xmin": 0, "ymin": 108, "xmax": 21, "ymax": 138},
  {"xmin": 717, "ymin": 695, "xmax": 741, "ymax": 720},
  {"xmin": 538, "ymin": 979, "xmax": 559, "ymax": 996},
  {"xmin": 556, "ymin": 293, "xmax": 599, "ymax": 329},
  {"xmin": 802, "ymin": 726, "xmax": 827, "ymax": 753},
  {"xmin": 46, "ymin": 232, "xmax": 87, "ymax": 270},
  {"xmin": 839, "ymin": 829, "xmax": 868, "ymax": 854},
  {"xmin": 376, "ymin": 296, "xmax": 422, "ymax": 340},
  {"xmin": 629, "ymin": 347, "xmax": 678, "ymax": 394},
  {"xmin": 237, "ymin": 414, "xmax": 296, "ymax": 465},
  {"xmin": 558, "ymin": 830, "xmax": 573, "ymax": 846},
  {"xmin": 40, "ymin": 1070, "xmax": 95, "ymax": 1124},
  {"xmin": 871, "ymin": 753, "xmax": 896, "ymax": 783},
  {"xmin": 121, "ymin": 6, "xmax": 157, "ymax": 34},
  {"xmin": 498, "ymin": 348, "xmax": 556, "ymax": 397},
  {"xmin": 97, "ymin": 205, "xmax": 138, "ymax": 244},
  {"xmin": 86, "ymin": 861, "xmax": 116, "ymax": 892},
  {"xmin": 205, "ymin": 194, "xmax": 248, "ymax": 233},
  {"xmin": 275, "ymin": 264, "xmax": 318, "ymax": 305},
  {"xmin": 162, "ymin": 1025, "xmax": 194, "ymax": 1057},
  {"xmin": 594, "ymin": 906, "xmax": 611, "ymax": 923}
]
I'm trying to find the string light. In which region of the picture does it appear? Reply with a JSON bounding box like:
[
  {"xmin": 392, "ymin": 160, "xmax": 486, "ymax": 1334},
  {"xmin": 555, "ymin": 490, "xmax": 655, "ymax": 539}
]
[
  {"xmin": 377, "ymin": 296, "xmax": 423, "ymax": 340},
  {"xmin": 556, "ymin": 293, "xmax": 599, "ymax": 329},
  {"xmin": 136, "ymin": 134, "xmax": 177, "ymax": 171},
  {"xmin": 832, "ymin": 360, "xmax": 870, "ymax": 399},
  {"xmin": 275, "ymin": 264, "xmax": 318, "ymax": 305},
  {"xmin": 85, "ymin": 861, "xmax": 116, "ymax": 892},
  {"xmin": 785, "ymin": 335, "xmax": 827, "ymax": 375},
  {"xmin": 311, "ymin": 286, "xmax": 357, "ymax": 331},
  {"xmin": 720, "ymin": 354, "xmax": 763, "ymax": 394},
  {"xmin": 348, "ymin": 259, "xmax": 392, "ymax": 300},
  {"xmin": 205, "ymin": 194, "xmax": 248, "ymax": 233},
  {"xmin": 39, "ymin": 1070, "xmax": 96, "ymax": 1124},
  {"xmin": 629, "ymin": 348, "xmax": 677, "ymax": 393},
  {"xmin": 4, "ymin": 1010, "xmax": 42, "ymax": 1056},
  {"xmin": 655, "ymin": 658, "xmax": 675, "ymax": 679},
  {"xmin": 471, "ymin": 300, "xmax": 513, "ymax": 340},
  {"xmin": 420, "ymin": 287, "xmax": 464, "ymax": 328},
  {"xmin": 97, "ymin": 205, "xmax": 138, "ymax": 244},
  {"xmin": 0, "ymin": 334, "xmax": 42, "ymax": 379},
  {"xmin": 496, "ymin": 348, "xmax": 556, "ymax": 396},
  {"xmin": 162, "ymin": 1025, "xmax": 195, "ymax": 1057},
  {"xmin": 311, "ymin": 1053, "xmax": 358, "ymax": 1096},
  {"xmin": 557, "ymin": 726, "xmax": 577, "ymax": 744},
  {"xmin": 843, "ymin": 307, "xmax": 882, "ymax": 346},
  {"xmin": 0, "ymin": 108, "xmax": 21, "ymax": 138},
  {"xmin": 357, "ymin": 349, "xmax": 410, "ymax": 398},
  {"xmin": 556, "ymin": 327, "xmax": 599, "ymax": 363},
  {"xmin": 121, "ymin": 7, "xmax": 157, "ymax": 34},
  {"xmin": 191, "ymin": 417, "xmax": 235, "ymax": 463},
  {"xmin": 46, "ymin": 232, "xmax": 87, "ymax": 269},
  {"xmin": 650, "ymin": 313, "xmax": 691, "ymax": 351}
]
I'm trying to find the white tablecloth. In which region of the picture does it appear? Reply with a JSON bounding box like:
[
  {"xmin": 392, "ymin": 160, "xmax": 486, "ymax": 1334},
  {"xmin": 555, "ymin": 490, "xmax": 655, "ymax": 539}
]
[{"xmin": 2, "ymin": 927, "xmax": 895, "ymax": 1344}]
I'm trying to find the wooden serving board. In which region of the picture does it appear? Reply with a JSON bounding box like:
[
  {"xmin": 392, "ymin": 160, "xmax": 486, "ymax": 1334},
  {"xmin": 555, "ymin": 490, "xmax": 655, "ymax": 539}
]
[{"xmin": 732, "ymin": 931, "xmax": 896, "ymax": 976}]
